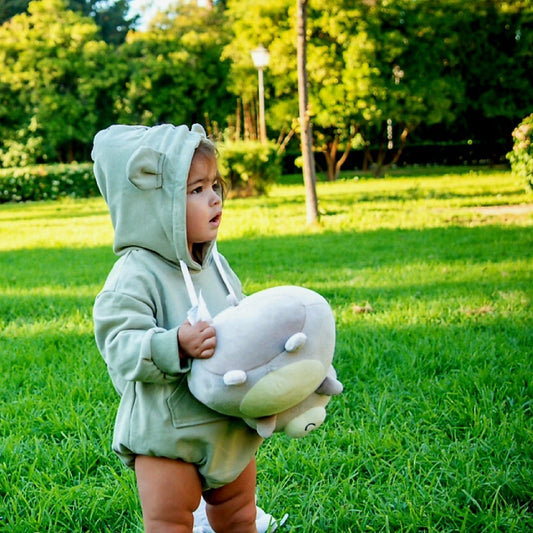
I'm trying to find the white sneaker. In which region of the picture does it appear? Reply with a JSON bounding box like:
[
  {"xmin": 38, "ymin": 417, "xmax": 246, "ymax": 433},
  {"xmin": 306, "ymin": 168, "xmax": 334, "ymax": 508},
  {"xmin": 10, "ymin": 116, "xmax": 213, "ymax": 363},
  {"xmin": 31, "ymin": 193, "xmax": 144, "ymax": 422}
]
[{"xmin": 192, "ymin": 497, "xmax": 288, "ymax": 532}]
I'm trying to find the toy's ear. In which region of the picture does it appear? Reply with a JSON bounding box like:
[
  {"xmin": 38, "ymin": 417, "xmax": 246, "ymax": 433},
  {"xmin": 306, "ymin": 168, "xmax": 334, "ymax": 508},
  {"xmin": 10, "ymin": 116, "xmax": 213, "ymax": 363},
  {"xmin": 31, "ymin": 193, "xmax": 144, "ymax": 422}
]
[
  {"xmin": 284, "ymin": 332, "xmax": 307, "ymax": 353},
  {"xmin": 127, "ymin": 146, "xmax": 165, "ymax": 190},
  {"xmin": 316, "ymin": 372, "xmax": 343, "ymax": 396},
  {"xmin": 255, "ymin": 415, "xmax": 278, "ymax": 438}
]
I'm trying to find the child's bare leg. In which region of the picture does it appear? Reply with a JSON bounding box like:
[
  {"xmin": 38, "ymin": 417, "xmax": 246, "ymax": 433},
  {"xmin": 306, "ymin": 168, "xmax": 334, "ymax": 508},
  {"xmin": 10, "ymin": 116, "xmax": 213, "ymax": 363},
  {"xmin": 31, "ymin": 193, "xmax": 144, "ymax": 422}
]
[
  {"xmin": 135, "ymin": 455, "xmax": 202, "ymax": 533},
  {"xmin": 204, "ymin": 458, "xmax": 258, "ymax": 533}
]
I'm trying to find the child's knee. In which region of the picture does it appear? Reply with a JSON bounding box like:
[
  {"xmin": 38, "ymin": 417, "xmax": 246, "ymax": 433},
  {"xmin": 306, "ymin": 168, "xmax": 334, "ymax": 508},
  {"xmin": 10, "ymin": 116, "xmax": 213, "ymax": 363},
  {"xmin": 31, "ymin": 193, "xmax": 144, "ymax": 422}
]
[
  {"xmin": 135, "ymin": 456, "xmax": 202, "ymax": 532},
  {"xmin": 204, "ymin": 459, "xmax": 257, "ymax": 532},
  {"xmin": 206, "ymin": 498, "xmax": 257, "ymax": 533}
]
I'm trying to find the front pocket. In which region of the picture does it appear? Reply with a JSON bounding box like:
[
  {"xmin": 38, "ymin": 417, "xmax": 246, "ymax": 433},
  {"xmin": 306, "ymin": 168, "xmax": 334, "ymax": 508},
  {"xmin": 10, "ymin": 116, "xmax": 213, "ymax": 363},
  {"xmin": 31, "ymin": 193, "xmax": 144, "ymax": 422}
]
[{"xmin": 167, "ymin": 377, "xmax": 227, "ymax": 429}]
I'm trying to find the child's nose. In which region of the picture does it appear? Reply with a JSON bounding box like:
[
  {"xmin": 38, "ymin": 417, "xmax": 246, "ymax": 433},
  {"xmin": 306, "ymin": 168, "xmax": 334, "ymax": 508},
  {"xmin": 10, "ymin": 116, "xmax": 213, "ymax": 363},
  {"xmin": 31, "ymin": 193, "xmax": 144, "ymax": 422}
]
[{"xmin": 210, "ymin": 189, "xmax": 222, "ymax": 204}]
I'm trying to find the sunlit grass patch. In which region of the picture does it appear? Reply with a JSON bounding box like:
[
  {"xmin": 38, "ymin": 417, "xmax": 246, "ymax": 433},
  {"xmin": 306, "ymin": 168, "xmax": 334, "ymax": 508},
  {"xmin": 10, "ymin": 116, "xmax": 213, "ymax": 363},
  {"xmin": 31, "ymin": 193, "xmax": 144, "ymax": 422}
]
[{"xmin": 0, "ymin": 168, "xmax": 531, "ymax": 531}]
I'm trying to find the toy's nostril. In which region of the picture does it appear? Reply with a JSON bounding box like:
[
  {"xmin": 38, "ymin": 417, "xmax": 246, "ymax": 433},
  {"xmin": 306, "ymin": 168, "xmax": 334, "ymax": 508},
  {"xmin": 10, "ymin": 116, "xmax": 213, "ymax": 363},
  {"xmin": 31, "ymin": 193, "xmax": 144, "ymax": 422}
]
[
  {"xmin": 223, "ymin": 370, "xmax": 247, "ymax": 386},
  {"xmin": 284, "ymin": 332, "xmax": 307, "ymax": 352}
]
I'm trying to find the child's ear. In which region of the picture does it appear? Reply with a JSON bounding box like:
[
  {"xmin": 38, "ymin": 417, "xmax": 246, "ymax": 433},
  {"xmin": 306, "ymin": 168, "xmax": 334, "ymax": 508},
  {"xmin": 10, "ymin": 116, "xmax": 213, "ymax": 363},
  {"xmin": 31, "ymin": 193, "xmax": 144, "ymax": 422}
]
[{"xmin": 127, "ymin": 146, "xmax": 165, "ymax": 190}]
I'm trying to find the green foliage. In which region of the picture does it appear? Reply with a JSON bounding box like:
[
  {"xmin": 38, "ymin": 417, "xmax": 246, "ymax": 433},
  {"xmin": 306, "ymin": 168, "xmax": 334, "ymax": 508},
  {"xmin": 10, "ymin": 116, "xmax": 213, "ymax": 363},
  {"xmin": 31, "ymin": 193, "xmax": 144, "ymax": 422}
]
[
  {"xmin": 218, "ymin": 141, "xmax": 281, "ymax": 196},
  {"xmin": 0, "ymin": 0, "xmax": 135, "ymax": 43},
  {"xmin": 0, "ymin": 163, "xmax": 99, "ymax": 202},
  {"xmin": 453, "ymin": 2, "xmax": 533, "ymax": 124},
  {"xmin": 224, "ymin": 0, "xmax": 533, "ymax": 176},
  {"xmin": 507, "ymin": 114, "xmax": 533, "ymax": 192},
  {"xmin": 115, "ymin": 5, "xmax": 233, "ymax": 128},
  {"xmin": 0, "ymin": 0, "xmax": 29, "ymax": 24},
  {"xmin": 0, "ymin": 169, "xmax": 532, "ymax": 530},
  {"xmin": 68, "ymin": 0, "xmax": 137, "ymax": 45},
  {"xmin": 224, "ymin": 0, "xmax": 467, "ymax": 176},
  {"xmin": 0, "ymin": 0, "xmax": 113, "ymax": 166},
  {"xmin": 0, "ymin": 0, "xmax": 532, "ymax": 170}
]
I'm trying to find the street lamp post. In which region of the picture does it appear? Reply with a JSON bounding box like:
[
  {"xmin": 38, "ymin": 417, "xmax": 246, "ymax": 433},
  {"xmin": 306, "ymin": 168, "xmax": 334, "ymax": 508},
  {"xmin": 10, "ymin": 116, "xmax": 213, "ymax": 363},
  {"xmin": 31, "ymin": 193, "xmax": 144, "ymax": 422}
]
[{"xmin": 251, "ymin": 45, "xmax": 270, "ymax": 143}]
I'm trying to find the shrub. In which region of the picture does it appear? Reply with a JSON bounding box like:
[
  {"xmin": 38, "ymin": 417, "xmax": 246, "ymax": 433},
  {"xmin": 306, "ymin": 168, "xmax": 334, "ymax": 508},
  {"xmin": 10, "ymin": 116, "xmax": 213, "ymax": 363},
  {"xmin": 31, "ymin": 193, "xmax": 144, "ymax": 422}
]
[
  {"xmin": 0, "ymin": 163, "xmax": 99, "ymax": 203},
  {"xmin": 217, "ymin": 141, "xmax": 281, "ymax": 197},
  {"xmin": 507, "ymin": 113, "xmax": 533, "ymax": 192}
]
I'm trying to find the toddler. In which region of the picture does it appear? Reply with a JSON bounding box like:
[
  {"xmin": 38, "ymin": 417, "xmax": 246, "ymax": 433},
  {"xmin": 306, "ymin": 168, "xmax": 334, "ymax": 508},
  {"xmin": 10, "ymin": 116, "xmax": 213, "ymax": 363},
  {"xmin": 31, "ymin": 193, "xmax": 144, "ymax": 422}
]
[{"xmin": 92, "ymin": 124, "xmax": 263, "ymax": 533}]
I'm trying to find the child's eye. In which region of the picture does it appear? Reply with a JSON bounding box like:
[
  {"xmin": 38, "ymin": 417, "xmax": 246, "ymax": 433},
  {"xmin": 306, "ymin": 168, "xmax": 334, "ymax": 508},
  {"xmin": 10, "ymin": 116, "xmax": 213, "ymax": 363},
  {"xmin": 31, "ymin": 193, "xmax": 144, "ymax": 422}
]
[{"xmin": 192, "ymin": 186, "xmax": 203, "ymax": 194}]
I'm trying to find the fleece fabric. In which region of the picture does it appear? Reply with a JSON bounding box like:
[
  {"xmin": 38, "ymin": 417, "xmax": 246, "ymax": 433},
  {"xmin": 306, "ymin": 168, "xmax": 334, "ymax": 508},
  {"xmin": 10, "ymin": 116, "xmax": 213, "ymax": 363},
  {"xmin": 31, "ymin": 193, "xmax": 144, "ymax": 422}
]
[{"xmin": 91, "ymin": 124, "xmax": 262, "ymax": 487}]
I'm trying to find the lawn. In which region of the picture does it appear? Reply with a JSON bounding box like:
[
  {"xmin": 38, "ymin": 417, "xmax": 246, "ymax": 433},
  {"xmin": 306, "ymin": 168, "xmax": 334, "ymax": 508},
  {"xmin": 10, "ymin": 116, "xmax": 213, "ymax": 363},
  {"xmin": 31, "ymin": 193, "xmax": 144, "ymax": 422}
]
[{"xmin": 0, "ymin": 167, "xmax": 531, "ymax": 532}]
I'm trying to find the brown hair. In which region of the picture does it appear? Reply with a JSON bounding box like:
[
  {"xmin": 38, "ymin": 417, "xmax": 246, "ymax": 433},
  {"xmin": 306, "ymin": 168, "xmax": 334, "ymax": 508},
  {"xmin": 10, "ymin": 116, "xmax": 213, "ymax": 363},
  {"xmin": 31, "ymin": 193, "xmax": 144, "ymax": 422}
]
[{"xmin": 193, "ymin": 139, "xmax": 229, "ymax": 200}]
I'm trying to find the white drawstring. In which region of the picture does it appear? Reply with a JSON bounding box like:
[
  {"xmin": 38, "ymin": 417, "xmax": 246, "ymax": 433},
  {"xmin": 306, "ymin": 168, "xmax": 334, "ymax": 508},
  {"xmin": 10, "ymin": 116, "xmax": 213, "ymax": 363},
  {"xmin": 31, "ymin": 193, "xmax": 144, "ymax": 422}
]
[
  {"xmin": 179, "ymin": 244, "xmax": 239, "ymax": 315},
  {"xmin": 179, "ymin": 259, "xmax": 199, "ymax": 309},
  {"xmin": 212, "ymin": 243, "xmax": 239, "ymax": 306}
]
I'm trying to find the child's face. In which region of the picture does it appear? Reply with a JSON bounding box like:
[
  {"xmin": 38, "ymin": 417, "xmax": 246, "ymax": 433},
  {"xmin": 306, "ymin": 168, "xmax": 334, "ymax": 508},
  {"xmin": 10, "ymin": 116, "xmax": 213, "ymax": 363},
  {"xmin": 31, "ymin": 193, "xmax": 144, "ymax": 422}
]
[{"xmin": 186, "ymin": 154, "xmax": 222, "ymax": 254}]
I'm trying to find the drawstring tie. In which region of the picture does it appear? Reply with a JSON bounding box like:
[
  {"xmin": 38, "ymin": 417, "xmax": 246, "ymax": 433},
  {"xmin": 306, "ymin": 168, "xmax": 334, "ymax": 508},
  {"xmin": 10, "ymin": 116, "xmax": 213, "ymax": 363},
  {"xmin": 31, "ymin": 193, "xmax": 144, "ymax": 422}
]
[{"xmin": 179, "ymin": 244, "xmax": 239, "ymax": 324}]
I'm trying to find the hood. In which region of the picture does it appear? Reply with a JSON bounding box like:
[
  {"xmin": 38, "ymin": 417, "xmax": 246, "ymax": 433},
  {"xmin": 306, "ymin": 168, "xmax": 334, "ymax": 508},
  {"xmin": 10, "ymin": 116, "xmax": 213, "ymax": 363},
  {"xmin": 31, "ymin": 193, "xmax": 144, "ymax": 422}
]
[{"xmin": 91, "ymin": 123, "xmax": 212, "ymax": 269}]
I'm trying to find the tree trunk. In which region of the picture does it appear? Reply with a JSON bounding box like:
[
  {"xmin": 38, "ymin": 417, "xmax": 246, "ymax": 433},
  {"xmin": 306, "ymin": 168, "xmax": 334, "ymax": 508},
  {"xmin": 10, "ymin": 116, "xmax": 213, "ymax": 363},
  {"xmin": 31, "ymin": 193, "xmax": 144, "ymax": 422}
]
[
  {"xmin": 243, "ymin": 101, "xmax": 253, "ymax": 141},
  {"xmin": 372, "ymin": 121, "xmax": 387, "ymax": 177},
  {"xmin": 335, "ymin": 125, "xmax": 359, "ymax": 179},
  {"xmin": 297, "ymin": 0, "xmax": 319, "ymax": 225},
  {"xmin": 322, "ymin": 138, "xmax": 338, "ymax": 181},
  {"xmin": 376, "ymin": 125, "xmax": 410, "ymax": 176},
  {"xmin": 235, "ymin": 98, "xmax": 242, "ymax": 141}
]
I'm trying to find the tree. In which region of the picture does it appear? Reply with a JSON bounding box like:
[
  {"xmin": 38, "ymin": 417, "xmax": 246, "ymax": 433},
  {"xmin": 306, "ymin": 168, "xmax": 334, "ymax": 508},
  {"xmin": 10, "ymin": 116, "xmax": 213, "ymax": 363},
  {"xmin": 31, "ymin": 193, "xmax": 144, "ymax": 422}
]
[
  {"xmin": 450, "ymin": 0, "xmax": 533, "ymax": 143},
  {"xmin": 222, "ymin": 0, "xmax": 291, "ymax": 141},
  {"xmin": 346, "ymin": 0, "xmax": 465, "ymax": 175},
  {"xmin": 0, "ymin": 0, "xmax": 30, "ymax": 25},
  {"xmin": 115, "ymin": 2, "xmax": 233, "ymax": 130},
  {"xmin": 0, "ymin": 0, "xmax": 136, "ymax": 44},
  {"xmin": 223, "ymin": 0, "xmax": 474, "ymax": 177},
  {"xmin": 68, "ymin": 0, "xmax": 138, "ymax": 45},
  {"xmin": 297, "ymin": 0, "xmax": 319, "ymax": 225},
  {"xmin": 0, "ymin": 0, "xmax": 115, "ymax": 165}
]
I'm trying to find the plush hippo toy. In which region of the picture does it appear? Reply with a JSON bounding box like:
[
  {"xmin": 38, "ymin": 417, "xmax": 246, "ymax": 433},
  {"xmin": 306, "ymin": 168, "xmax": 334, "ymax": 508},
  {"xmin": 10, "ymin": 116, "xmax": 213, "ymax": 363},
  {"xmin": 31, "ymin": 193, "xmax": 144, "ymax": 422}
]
[{"xmin": 187, "ymin": 285, "xmax": 343, "ymax": 438}]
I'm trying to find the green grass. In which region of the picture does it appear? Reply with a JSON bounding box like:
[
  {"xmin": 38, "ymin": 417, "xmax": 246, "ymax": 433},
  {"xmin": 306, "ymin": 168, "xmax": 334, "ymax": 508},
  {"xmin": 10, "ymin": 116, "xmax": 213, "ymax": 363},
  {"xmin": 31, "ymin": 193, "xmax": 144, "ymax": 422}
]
[{"xmin": 0, "ymin": 168, "xmax": 531, "ymax": 532}]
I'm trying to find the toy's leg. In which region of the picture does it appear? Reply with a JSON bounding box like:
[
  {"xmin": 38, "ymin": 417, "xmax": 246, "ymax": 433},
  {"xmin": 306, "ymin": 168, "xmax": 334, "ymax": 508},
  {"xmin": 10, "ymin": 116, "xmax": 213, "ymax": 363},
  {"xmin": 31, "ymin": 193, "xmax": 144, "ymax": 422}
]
[
  {"xmin": 135, "ymin": 455, "xmax": 202, "ymax": 533},
  {"xmin": 204, "ymin": 458, "xmax": 258, "ymax": 533}
]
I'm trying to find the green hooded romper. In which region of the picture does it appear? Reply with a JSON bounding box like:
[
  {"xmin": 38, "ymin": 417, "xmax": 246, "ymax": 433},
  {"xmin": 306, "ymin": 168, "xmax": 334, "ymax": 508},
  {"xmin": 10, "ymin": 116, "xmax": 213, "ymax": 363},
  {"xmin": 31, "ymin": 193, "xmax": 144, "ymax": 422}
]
[{"xmin": 91, "ymin": 124, "xmax": 263, "ymax": 489}]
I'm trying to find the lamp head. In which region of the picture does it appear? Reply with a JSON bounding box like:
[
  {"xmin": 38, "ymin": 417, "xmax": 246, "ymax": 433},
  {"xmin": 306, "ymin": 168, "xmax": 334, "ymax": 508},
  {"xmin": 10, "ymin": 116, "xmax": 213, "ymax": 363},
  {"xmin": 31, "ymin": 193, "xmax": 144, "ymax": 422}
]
[{"xmin": 251, "ymin": 45, "xmax": 270, "ymax": 69}]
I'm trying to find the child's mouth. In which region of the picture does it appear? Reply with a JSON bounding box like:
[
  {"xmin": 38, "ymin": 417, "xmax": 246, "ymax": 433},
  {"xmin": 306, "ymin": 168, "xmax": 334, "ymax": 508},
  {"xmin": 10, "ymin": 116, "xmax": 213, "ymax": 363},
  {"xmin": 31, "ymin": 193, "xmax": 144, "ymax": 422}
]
[{"xmin": 210, "ymin": 213, "xmax": 222, "ymax": 226}]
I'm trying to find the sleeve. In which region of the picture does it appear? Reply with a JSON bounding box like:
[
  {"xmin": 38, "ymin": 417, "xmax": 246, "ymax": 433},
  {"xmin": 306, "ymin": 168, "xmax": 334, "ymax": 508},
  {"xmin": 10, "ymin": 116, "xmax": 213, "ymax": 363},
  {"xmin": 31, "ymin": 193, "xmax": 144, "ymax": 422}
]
[{"xmin": 93, "ymin": 289, "xmax": 191, "ymax": 391}]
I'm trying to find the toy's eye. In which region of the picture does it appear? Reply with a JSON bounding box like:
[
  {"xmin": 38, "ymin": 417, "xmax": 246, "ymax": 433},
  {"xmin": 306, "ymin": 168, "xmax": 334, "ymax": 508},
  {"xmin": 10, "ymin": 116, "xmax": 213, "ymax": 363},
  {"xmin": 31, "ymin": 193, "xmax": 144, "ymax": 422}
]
[{"xmin": 285, "ymin": 406, "xmax": 327, "ymax": 438}]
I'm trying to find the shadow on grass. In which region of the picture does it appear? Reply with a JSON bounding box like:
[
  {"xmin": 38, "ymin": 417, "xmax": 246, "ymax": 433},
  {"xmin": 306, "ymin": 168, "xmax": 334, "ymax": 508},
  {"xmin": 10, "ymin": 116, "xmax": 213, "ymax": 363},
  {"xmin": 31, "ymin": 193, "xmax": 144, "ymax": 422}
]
[
  {"xmin": 347, "ymin": 187, "xmax": 522, "ymax": 204},
  {"xmin": 0, "ymin": 222, "xmax": 530, "ymax": 303},
  {"xmin": 234, "ymin": 186, "xmax": 524, "ymax": 209}
]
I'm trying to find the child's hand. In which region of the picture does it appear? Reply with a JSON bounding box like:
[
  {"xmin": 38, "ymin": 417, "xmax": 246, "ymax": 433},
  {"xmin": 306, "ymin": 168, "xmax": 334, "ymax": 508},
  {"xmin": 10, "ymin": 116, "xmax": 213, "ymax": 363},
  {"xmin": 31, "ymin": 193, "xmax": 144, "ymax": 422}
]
[{"xmin": 178, "ymin": 320, "xmax": 216, "ymax": 360}]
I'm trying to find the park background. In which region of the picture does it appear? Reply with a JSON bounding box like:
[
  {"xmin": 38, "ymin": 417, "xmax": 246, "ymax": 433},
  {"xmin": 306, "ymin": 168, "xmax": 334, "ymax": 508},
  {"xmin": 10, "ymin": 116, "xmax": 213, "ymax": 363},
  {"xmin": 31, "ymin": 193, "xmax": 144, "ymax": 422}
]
[
  {"xmin": 0, "ymin": 1, "xmax": 532, "ymax": 532},
  {"xmin": 0, "ymin": 0, "xmax": 532, "ymax": 176}
]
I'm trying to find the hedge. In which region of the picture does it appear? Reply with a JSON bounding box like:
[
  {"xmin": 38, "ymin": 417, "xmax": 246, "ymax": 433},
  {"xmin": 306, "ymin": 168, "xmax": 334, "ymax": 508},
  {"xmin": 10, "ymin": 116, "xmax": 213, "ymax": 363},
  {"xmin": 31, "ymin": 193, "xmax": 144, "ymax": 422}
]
[
  {"xmin": 507, "ymin": 113, "xmax": 533, "ymax": 192},
  {"xmin": 218, "ymin": 140, "xmax": 281, "ymax": 197},
  {"xmin": 0, "ymin": 140, "xmax": 283, "ymax": 203},
  {"xmin": 0, "ymin": 163, "xmax": 99, "ymax": 203}
]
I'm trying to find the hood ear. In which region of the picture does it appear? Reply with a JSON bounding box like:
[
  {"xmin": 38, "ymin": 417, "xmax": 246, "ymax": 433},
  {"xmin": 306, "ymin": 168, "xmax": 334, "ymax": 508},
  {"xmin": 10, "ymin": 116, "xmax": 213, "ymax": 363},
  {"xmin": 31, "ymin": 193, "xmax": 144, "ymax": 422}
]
[
  {"xmin": 127, "ymin": 145, "xmax": 165, "ymax": 190},
  {"xmin": 191, "ymin": 123, "xmax": 207, "ymax": 136}
]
